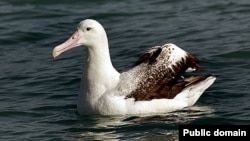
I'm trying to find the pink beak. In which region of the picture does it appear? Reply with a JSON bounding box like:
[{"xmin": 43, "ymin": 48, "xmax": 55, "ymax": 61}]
[{"xmin": 52, "ymin": 30, "xmax": 80, "ymax": 58}]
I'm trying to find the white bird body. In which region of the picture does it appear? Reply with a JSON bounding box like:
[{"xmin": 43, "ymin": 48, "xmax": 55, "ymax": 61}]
[{"xmin": 52, "ymin": 19, "xmax": 216, "ymax": 115}]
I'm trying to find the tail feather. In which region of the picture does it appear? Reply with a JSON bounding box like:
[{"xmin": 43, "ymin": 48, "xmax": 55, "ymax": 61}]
[{"xmin": 174, "ymin": 75, "xmax": 216, "ymax": 106}]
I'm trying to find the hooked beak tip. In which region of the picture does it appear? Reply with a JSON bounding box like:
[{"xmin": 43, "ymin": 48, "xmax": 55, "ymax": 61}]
[{"xmin": 52, "ymin": 48, "xmax": 59, "ymax": 59}]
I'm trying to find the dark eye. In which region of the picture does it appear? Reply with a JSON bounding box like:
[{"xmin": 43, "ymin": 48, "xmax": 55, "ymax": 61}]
[{"xmin": 86, "ymin": 27, "xmax": 92, "ymax": 31}]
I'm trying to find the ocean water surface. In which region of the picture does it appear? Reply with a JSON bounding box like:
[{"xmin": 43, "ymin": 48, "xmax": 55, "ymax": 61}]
[{"xmin": 0, "ymin": 0, "xmax": 250, "ymax": 140}]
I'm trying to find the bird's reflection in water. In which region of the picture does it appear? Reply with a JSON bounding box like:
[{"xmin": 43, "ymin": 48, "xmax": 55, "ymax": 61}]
[{"xmin": 76, "ymin": 106, "xmax": 214, "ymax": 140}]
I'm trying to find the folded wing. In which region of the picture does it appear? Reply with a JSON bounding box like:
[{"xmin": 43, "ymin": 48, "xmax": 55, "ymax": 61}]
[{"xmin": 116, "ymin": 43, "xmax": 213, "ymax": 101}]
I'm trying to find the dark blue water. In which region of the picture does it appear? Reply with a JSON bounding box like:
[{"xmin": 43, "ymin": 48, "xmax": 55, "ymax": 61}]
[{"xmin": 1, "ymin": 0, "xmax": 250, "ymax": 140}]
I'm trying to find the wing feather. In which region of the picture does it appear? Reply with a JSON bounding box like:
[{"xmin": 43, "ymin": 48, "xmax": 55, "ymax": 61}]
[{"xmin": 117, "ymin": 43, "xmax": 205, "ymax": 101}]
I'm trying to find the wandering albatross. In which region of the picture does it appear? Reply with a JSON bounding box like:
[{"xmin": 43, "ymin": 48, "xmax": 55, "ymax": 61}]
[{"xmin": 52, "ymin": 19, "xmax": 216, "ymax": 115}]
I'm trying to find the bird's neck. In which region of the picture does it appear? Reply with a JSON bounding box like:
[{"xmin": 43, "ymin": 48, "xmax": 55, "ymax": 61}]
[{"xmin": 78, "ymin": 43, "xmax": 120, "ymax": 114}]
